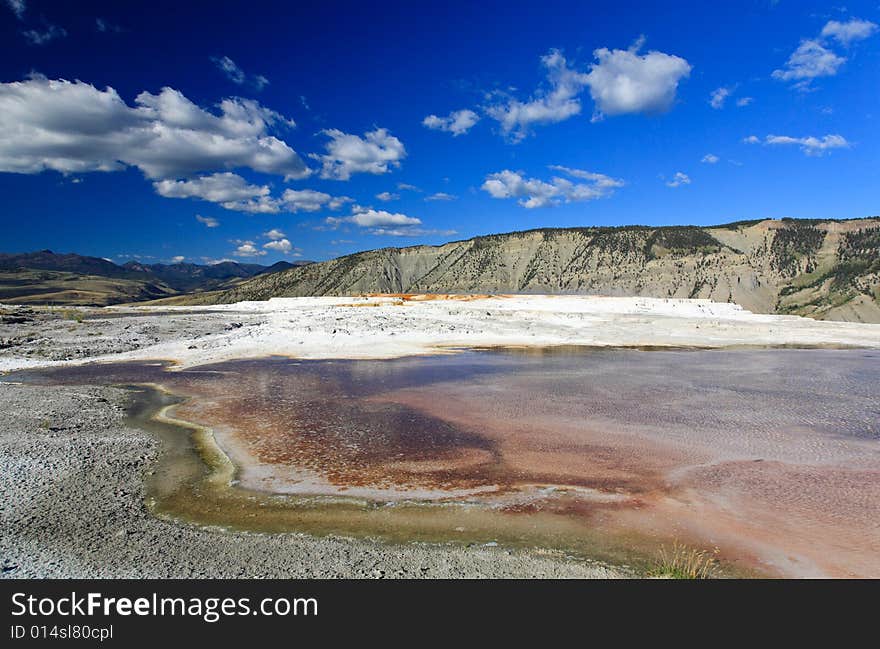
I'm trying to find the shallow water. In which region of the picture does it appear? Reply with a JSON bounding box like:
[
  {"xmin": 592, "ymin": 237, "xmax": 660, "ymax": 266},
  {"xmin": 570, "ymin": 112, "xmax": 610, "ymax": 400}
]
[{"xmin": 7, "ymin": 347, "xmax": 880, "ymax": 577}]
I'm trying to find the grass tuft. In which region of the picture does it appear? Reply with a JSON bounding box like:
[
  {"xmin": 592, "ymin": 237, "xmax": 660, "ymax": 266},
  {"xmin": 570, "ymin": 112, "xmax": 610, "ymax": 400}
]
[
  {"xmin": 61, "ymin": 309, "xmax": 84, "ymax": 323},
  {"xmin": 649, "ymin": 541, "xmax": 719, "ymax": 579}
]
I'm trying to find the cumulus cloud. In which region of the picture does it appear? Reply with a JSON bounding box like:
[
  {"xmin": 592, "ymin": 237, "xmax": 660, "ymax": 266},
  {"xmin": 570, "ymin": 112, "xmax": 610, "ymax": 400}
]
[
  {"xmin": 157, "ymin": 175, "xmax": 350, "ymax": 215},
  {"xmin": 170, "ymin": 255, "xmax": 185, "ymax": 263},
  {"xmin": 772, "ymin": 40, "xmax": 845, "ymax": 85},
  {"xmin": 486, "ymin": 49, "xmax": 589, "ymax": 142},
  {"xmin": 585, "ymin": 37, "xmax": 691, "ymax": 120},
  {"xmin": 820, "ymin": 18, "xmax": 878, "ymax": 46},
  {"xmin": 376, "ymin": 191, "xmax": 399, "ymax": 201},
  {"xmin": 0, "ymin": 78, "xmax": 310, "ymax": 181},
  {"xmin": 195, "ymin": 214, "xmax": 219, "ymax": 227},
  {"xmin": 155, "ymin": 172, "xmax": 268, "ymax": 202},
  {"xmin": 211, "ymin": 55, "xmax": 269, "ymax": 91},
  {"xmin": 482, "ymin": 166, "xmax": 624, "ymax": 208},
  {"xmin": 368, "ymin": 227, "xmax": 458, "ymax": 237},
  {"xmin": 264, "ymin": 228, "xmax": 286, "ymax": 240},
  {"xmin": 281, "ymin": 189, "xmax": 352, "ymax": 213},
  {"xmin": 665, "ymin": 172, "xmax": 691, "ymax": 187},
  {"xmin": 546, "ymin": 165, "xmax": 626, "ymax": 188},
  {"xmin": 773, "ymin": 18, "xmax": 876, "ymax": 89},
  {"xmin": 748, "ymin": 133, "xmax": 850, "ymax": 156},
  {"xmin": 422, "ymin": 109, "xmax": 480, "ymax": 136},
  {"xmin": 709, "ymin": 87, "xmax": 731, "ymax": 109},
  {"xmin": 397, "ymin": 182, "xmax": 420, "ymax": 192},
  {"xmin": 232, "ymin": 240, "xmax": 266, "ymax": 257},
  {"xmin": 312, "ymin": 128, "xmax": 406, "ymax": 180},
  {"xmin": 327, "ymin": 208, "xmax": 422, "ymax": 228},
  {"xmin": 701, "ymin": 154, "xmax": 719, "ymax": 164},
  {"xmin": 425, "ymin": 192, "xmax": 457, "ymax": 201},
  {"xmin": 262, "ymin": 238, "xmax": 293, "ymax": 253},
  {"xmin": 154, "ymin": 172, "xmax": 279, "ymax": 213},
  {"xmin": 736, "ymin": 96, "xmax": 753, "ymax": 107},
  {"xmin": 323, "ymin": 207, "xmax": 446, "ymax": 237}
]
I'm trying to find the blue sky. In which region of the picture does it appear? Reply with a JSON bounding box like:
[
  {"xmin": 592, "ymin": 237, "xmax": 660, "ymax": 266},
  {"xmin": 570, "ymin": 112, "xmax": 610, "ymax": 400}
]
[{"xmin": 1, "ymin": 0, "xmax": 878, "ymax": 265}]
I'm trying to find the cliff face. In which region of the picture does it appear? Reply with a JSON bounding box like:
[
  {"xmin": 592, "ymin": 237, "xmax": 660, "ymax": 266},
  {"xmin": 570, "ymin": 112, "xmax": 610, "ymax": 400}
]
[{"xmin": 211, "ymin": 218, "xmax": 880, "ymax": 323}]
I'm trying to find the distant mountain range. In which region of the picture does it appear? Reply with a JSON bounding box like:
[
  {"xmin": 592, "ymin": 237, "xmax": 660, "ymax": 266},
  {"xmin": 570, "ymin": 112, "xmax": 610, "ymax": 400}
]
[
  {"xmin": 120, "ymin": 259, "xmax": 297, "ymax": 292},
  {"xmin": 205, "ymin": 217, "xmax": 880, "ymax": 323},
  {"xmin": 0, "ymin": 251, "xmax": 307, "ymax": 306}
]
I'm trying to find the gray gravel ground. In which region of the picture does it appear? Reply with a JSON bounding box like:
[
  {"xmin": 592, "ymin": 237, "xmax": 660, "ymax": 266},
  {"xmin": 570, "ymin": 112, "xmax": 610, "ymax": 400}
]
[
  {"xmin": 0, "ymin": 381, "xmax": 624, "ymax": 579},
  {"xmin": 0, "ymin": 305, "xmax": 249, "ymax": 363}
]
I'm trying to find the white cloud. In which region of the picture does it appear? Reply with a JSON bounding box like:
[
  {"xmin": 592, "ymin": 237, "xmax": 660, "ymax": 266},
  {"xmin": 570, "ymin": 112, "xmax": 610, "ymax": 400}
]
[
  {"xmin": 158, "ymin": 175, "xmax": 351, "ymax": 215},
  {"xmin": 154, "ymin": 172, "xmax": 279, "ymax": 213},
  {"xmin": 5, "ymin": 0, "xmax": 25, "ymax": 19},
  {"xmin": 820, "ymin": 18, "xmax": 878, "ymax": 46},
  {"xmin": 666, "ymin": 172, "xmax": 691, "ymax": 187},
  {"xmin": 213, "ymin": 56, "xmax": 245, "ymax": 84},
  {"xmin": 368, "ymin": 227, "xmax": 457, "ymax": 237},
  {"xmin": 155, "ymin": 172, "xmax": 268, "ymax": 202},
  {"xmin": 701, "ymin": 154, "xmax": 719, "ymax": 164},
  {"xmin": 22, "ymin": 23, "xmax": 66, "ymax": 45},
  {"xmin": 736, "ymin": 96, "xmax": 753, "ymax": 107},
  {"xmin": 546, "ymin": 165, "xmax": 626, "ymax": 189},
  {"xmin": 211, "ymin": 55, "xmax": 269, "ymax": 91},
  {"xmin": 486, "ymin": 49, "xmax": 589, "ymax": 142},
  {"xmin": 281, "ymin": 188, "xmax": 352, "ymax": 213},
  {"xmin": 422, "ymin": 109, "xmax": 479, "ymax": 136},
  {"xmin": 482, "ymin": 166, "xmax": 624, "ymax": 208},
  {"xmin": 195, "ymin": 214, "xmax": 219, "ymax": 227},
  {"xmin": 425, "ymin": 192, "xmax": 457, "ymax": 201},
  {"xmin": 327, "ymin": 208, "xmax": 422, "ymax": 228},
  {"xmin": 742, "ymin": 135, "xmax": 760, "ymax": 144},
  {"xmin": 774, "ymin": 18, "xmax": 877, "ymax": 89},
  {"xmin": 761, "ymin": 133, "xmax": 850, "ymax": 156},
  {"xmin": 585, "ymin": 37, "xmax": 691, "ymax": 120},
  {"xmin": 170, "ymin": 255, "xmax": 185, "ymax": 263},
  {"xmin": 0, "ymin": 78, "xmax": 310, "ymax": 181},
  {"xmin": 324, "ymin": 208, "xmax": 440, "ymax": 237},
  {"xmin": 263, "ymin": 238, "xmax": 292, "ymax": 253},
  {"xmin": 772, "ymin": 40, "xmax": 845, "ymax": 85},
  {"xmin": 397, "ymin": 182, "xmax": 420, "ymax": 192},
  {"xmin": 232, "ymin": 241, "xmax": 266, "ymax": 257},
  {"xmin": 263, "ymin": 228, "xmax": 286, "ymax": 240},
  {"xmin": 312, "ymin": 128, "xmax": 406, "ymax": 180},
  {"xmin": 709, "ymin": 87, "xmax": 731, "ymax": 109},
  {"xmin": 376, "ymin": 191, "xmax": 399, "ymax": 201}
]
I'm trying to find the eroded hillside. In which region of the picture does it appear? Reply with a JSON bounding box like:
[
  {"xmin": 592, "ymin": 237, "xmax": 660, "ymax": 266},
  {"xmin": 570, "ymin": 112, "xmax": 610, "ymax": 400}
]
[{"xmin": 210, "ymin": 218, "xmax": 880, "ymax": 322}]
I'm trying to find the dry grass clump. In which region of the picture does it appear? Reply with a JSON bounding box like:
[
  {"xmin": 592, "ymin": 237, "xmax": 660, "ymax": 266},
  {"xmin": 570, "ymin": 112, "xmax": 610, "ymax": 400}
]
[
  {"xmin": 61, "ymin": 308, "xmax": 84, "ymax": 323},
  {"xmin": 649, "ymin": 542, "xmax": 719, "ymax": 579}
]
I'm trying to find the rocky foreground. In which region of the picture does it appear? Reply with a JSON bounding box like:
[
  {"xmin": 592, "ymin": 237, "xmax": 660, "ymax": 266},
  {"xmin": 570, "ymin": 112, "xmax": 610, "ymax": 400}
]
[{"xmin": 0, "ymin": 382, "xmax": 623, "ymax": 578}]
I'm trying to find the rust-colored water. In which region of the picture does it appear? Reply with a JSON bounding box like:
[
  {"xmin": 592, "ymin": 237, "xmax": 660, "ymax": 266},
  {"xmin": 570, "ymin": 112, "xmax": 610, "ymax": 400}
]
[{"xmin": 10, "ymin": 348, "xmax": 880, "ymax": 577}]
